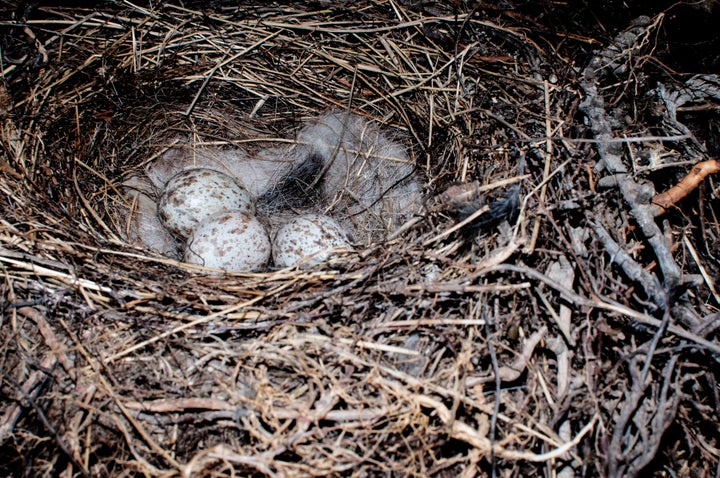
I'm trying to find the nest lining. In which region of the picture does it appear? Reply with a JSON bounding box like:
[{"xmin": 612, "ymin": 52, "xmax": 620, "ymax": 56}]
[
  {"xmin": 1, "ymin": 2, "xmax": 720, "ymax": 477},
  {"xmin": 124, "ymin": 110, "xmax": 423, "ymax": 270}
]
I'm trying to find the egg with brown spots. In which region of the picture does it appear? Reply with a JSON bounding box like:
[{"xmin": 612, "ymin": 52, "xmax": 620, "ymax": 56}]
[
  {"xmin": 272, "ymin": 214, "xmax": 351, "ymax": 268},
  {"xmin": 158, "ymin": 168, "xmax": 254, "ymax": 239},
  {"xmin": 184, "ymin": 210, "xmax": 271, "ymax": 272}
]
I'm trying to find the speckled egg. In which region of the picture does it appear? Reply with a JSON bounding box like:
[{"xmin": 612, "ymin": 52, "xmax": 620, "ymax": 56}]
[
  {"xmin": 272, "ymin": 214, "xmax": 351, "ymax": 268},
  {"xmin": 158, "ymin": 168, "xmax": 254, "ymax": 239},
  {"xmin": 184, "ymin": 211, "xmax": 271, "ymax": 272}
]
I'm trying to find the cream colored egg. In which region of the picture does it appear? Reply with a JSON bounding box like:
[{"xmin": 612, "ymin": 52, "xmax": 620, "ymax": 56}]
[
  {"xmin": 184, "ymin": 211, "xmax": 270, "ymax": 272},
  {"xmin": 272, "ymin": 214, "xmax": 351, "ymax": 268},
  {"xmin": 158, "ymin": 168, "xmax": 254, "ymax": 239}
]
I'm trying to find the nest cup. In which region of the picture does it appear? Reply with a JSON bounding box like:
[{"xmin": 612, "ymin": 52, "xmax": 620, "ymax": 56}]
[{"xmin": 124, "ymin": 110, "xmax": 424, "ymax": 271}]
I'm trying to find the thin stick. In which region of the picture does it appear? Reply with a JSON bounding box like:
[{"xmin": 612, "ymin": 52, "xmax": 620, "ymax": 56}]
[
  {"xmin": 683, "ymin": 235, "xmax": 720, "ymax": 304},
  {"xmin": 526, "ymin": 80, "xmax": 553, "ymax": 253},
  {"xmin": 652, "ymin": 159, "xmax": 720, "ymax": 214}
]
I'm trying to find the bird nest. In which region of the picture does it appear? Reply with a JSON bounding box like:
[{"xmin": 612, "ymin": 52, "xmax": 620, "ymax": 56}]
[{"xmin": 2, "ymin": 2, "xmax": 719, "ymax": 477}]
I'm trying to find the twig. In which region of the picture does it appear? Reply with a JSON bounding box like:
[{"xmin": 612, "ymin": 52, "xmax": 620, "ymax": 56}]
[
  {"xmin": 527, "ymin": 80, "xmax": 554, "ymax": 253},
  {"xmin": 3, "ymin": 375, "xmax": 90, "ymax": 478},
  {"xmin": 482, "ymin": 264, "xmax": 720, "ymax": 355},
  {"xmin": 607, "ymin": 354, "xmax": 679, "ymax": 477},
  {"xmin": 590, "ymin": 219, "xmax": 667, "ymax": 309},
  {"xmin": 484, "ymin": 314, "xmax": 501, "ymax": 478},
  {"xmin": 578, "ymin": 15, "xmax": 681, "ymax": 289},
  {"xmin": 683, "ymin": 235, "xmax": 720, "ymax": 305},
  {"xmin": 651, "ymin": 158, "xmax": 720, "ymax": 214},
  {"xmin": 59, "ymin": 319, "xmax": 183, "ymax": 471}
]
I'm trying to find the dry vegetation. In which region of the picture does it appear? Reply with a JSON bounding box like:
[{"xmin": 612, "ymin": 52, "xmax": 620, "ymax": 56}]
[{"xmin": 1, "ymin": 1, "xmax": 720, "ymax": 477}]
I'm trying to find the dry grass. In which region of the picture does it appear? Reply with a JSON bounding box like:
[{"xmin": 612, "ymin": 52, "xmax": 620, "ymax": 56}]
[{"xmin": 1, "ymin": 2, "xmax": 719, "ymax": 477}]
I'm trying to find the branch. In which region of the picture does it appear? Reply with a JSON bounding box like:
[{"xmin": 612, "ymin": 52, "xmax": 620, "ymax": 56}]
[{"xmin": 578, "ymin": 15, "xmax": 681, "ymax": 292}]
